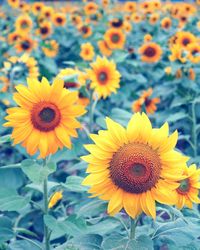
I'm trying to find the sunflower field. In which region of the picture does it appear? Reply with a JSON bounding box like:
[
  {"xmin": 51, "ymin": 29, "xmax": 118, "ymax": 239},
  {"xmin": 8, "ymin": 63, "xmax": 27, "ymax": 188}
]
[{"xmin": 0, "ymin": 0, "xmax": 200, "ymax": 249}]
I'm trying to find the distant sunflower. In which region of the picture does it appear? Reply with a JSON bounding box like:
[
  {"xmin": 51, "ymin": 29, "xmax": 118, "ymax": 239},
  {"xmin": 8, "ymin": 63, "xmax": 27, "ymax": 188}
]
[
  {"xmin": 187, "ymin": 43, "xmax": 200, "ymax": 63},
  {"xmin": 149, "ymin": 13, "xmax": 160, "ymax": 25},
  {"xmin": 109, "ymin": 18, "xmax": 124, "ymax": 29},
  {"xmin": 71, "ymin": 15, "xmax": 82, "ymax": 27},
  {"xmin": 80, "ymin": 43, "xmax": 95, "ymax": 61},
  {"xmin": 52, "ymin": 13, "xmax": 66, "ymax": 27},
  {"xmin": 173, "ymin": 165, "xmax": 200, "ymax": 209},
  {"xmin": 131, "ymin": 13, "xmax": 142, "ymax": 23},
  {"xmin": 104, "ymin": 28, "xmax": 125, "ymax": 50},
  {"xmin": 8, "ymin": 32, "xmax": 21, "ymax": 45},
  {"xmin": 98, "ymin": 40, "xmax": 112, "ymax": 57},
  {"xmin": 4, "ymin": 78, "xmax": 86, "ymax": 158},
  {"xmin": 161, "ymin": 17, "xmax": 172, "ymax": 30},
  {"xmin": 79, "ymin": 25, "xmax": 92, "ymax": 38},
  {"xmin": 42, "ymin": 6, "xmax": 54, "ymax": 19},
  {"xmin": 15, "ymin": 37, "xmax": 36, "ymax": 54},
  {"xmin": 132, "ymin": 88, "xmax": 160, "ymax": 114},
  {"xmin": 175, "ymin": 31, "xmax": 197, "ymax": 48},
  {"xmin": 84, "ymin": 2, "xmax": 98, "ymax": 15},
  {"xmin": 82, "ymin": 112, "xmax": 188, "ymax": 219},
  {"xmin": 169, "ymin": 44, "xmax": 187, "ymax": 63},
  {"xmin": 87, "ymin": 56, "xmax": 121, "ymax": 99},
  {"xmin": 139, "ymin": 42, "xmax": 162, "ymax": 63},
  {"xmin": 144, "ymin": 34, "xmax": 152, "ymax": 43},
  {"xmin": 57, "ymin": 67, "xmax": 87, "ymax": 88},
  {"xmin": 32, "ymin": 2, "xmax": 44, "ymax": 15},
  {"xmin": 7, "ymin": 0, "xmax": 19, "ymax": 9},
  {"xmin": 124, "ymin": 2, "xmax": 136, "ymax": 12},
  {"xmin": 37, "ymin": 22, "xmax": 52, "ymax": 39},
  {"xmin": 15, "ymin": 15, "xmax": 33, "ymax": 34},
  {"xmin": 42, "ymin": 40, "xmax": 59, "ymax": 58}
]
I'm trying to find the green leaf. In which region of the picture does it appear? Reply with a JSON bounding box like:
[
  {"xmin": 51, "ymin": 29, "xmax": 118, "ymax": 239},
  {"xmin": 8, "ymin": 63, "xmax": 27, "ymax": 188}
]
[
  {"xmin": 62, "ymin": 176, "xmax": 88, "ymax": 192},
  {"xmin": 0, "ymin": 217, "xmax": 14, "ymax": 243},
  {"xmin": 0, "ymin": 188, "xmax": 30, "ymax": 212},
  {"xmin": 21, "ymin": 160, "xmax": 56, "ymax": 185},
  {"xmin": 0, "ymin": 134, "xmax": 11, "ymax": 144}
]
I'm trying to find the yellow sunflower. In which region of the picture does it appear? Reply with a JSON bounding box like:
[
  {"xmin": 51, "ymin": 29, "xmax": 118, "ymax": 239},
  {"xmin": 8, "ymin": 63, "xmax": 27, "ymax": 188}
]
[
  {"xmin": 15, "ymin": 15, "xmax": 33, "ymax": 35},
  {"xmin": 57, "ymin": 67, "xmax": 87, "ymax": 88},
  {"xmin": 98, "ymin": 40, "xmax": 112, "ymax": 57},
  {"xmin": 42, "ymin": 40, "xmax": 59, "ymax": 58},
  {"xmin": 7, "ymin": 0, "xmax": 19, "ymax": 9},
  {"xmin": 52, "ymin": 13, "xmax": 66, "ymax": 27},
  {"xmin": 79, "ymin": 25, "xmax": 92, "ymax": 38},
  {"xmin": 173, "ymin": 165, "xmax": 200, "ymax": 209},
  {"xmin": 32, "ymin": 2, "xmax": 44, "ymax": 15},
  {"xmin": 187, "ymin": 43, "xmax": 200, "ymax": 63},
  {"xmin": 82, "ymin": 112, "xmax": 188, "ymax": 219},
  {"xmin": 37, "ymin": 22, "xmax": 52, "ymax": 40},
  {"xmin": 80, "ymin": 43, "xmax": 95, "ymax": 61},
  {"xmin": 175, "ymin": 31, "xmax": 197, "ymax": 49},
  {"xmin": 161, "ymin": 17, "xmax": 172, "ymax": 30},
  {"xmin": 15, "ymin": 36, "xmax": 36, "ymax": 54},
  {"xmin": 4, "ymin": 78, "xmax": 86, "ymax": 158},
  {"xmin": 104, "ymin": 28, "xmax": 125, "ymax": 50},
  {"xmin": 139, "ymin": 42, "xmax": 162, "ymax": 63},
  {"xmin": 87, "ymin": 56, "xmax": 121, "ymax": 99}
]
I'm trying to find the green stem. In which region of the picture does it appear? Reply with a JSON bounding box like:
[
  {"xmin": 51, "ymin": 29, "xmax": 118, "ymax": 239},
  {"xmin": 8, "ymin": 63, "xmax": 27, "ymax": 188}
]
[
  {"xmin": 43, "ymin": 159, "xmax": 50, "ymax": 250},
  {"xmin": 89, "ymin": 91, "xmax": 98, "ymax": 133},
  {"xmin": 130, "ymin": 217, "xmax": 137, "ymax": 240},
  {"xmin": 191, "ymin": 102, "xmax": 197, "ymax": 158}
]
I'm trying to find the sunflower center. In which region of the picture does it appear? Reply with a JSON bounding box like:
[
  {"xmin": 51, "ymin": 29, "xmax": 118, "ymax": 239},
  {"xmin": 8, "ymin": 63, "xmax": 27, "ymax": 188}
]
[
  {"xmin": 40, "ymin": 27, "xmax": 49, "ymax": 34},
  {"xmin": 182, "ymin": 38, "xmax": 190, "ymax": 46},
  {"xmin": 21, "ymin": 21, "xmax": 28, "ymax": 29},
  {"xmin": 111, "ymin": 34, "xmax": 120, "ymax": 43},
  {"xmin": 56, "ymin": 17, "xmax": 63, "ymax": 24},
  {"xmin": 145, "ymin": 98, "xmax": 152, "ymax": 107},
  {"xmin": 109, "ymin": 143, "xmax": 161, "ymax": 194},
  {"xmin": 82, "ymin": 26, "xmax": 88, "ymax": 34},
  {"xmin": 98, "ymin": 71, "xmax": 108, "ymax": 84},
  {"xmin": 177, "ymin": 179, "xmax": 190, "ymax": 194},
  {"xmin": 31, "ymin": 102, "xmax": 61, "ymax": 132},
  {"xmin": 144, "ymin": 46, "xmax": 156, "ymax": 57},
  {"xmin": 21, "ymin": 41, "xmax": 30, "ymax": 50}
]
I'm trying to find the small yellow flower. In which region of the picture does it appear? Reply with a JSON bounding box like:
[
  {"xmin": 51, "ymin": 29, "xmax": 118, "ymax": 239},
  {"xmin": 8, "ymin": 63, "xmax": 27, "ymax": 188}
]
[
  {"xmin": 48, "ymin": 191, "xmax": 63, "ymax": 209},
  {"xmin": 165, "ymin": 66, "xmax": 172, "ymax": 75}
]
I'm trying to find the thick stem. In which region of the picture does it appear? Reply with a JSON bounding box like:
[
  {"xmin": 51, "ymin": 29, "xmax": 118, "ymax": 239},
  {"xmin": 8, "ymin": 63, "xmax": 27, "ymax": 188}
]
[{"xmin": 43, "ymin": 159, "xmax": 50, "ymax": 250}]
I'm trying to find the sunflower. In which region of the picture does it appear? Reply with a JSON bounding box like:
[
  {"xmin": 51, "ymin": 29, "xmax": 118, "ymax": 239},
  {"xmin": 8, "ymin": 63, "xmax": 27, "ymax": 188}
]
[
  {"xmin": 104, "ymin": 28, "xmax": 125, "ymax": 50},
  {"xmin": 139, "ymin": 42, "xmax": 162, "ymax": 63},
  {"xmin": 169, "ymin": 44, "xmax": 187, "ymax": 63},
  {"xmin": 188, "ymin": 68, "xmax": 196, "ymax": 80},
  {"xmin": 8, "ymin": 31, "xmax": 21, "ymax": 45},
  {"xmin": 87, "ymin": 56, "xmax": 120, "ymax": 99},
  {"xmin": 161, "ymin": 17, "xmax": 172, "ymax": 30},
  {"xmin": 32, "ymin": 2, "xmax": 44, "ymax": 15},
  {"xmin": 84, "ymin": 2, "xmax": 98, "ymax": 15},
  {"xmin": 19, "ymin": 2, "xmax": 30, "ymax": 12},
  {"xmin": 57, "ymin": 67, "xmax": 87, "ymax": 88},
  {"xmin": 71, "ymin": 15, "xmax": 82, "ymax": 27},
  {"xmin": 79, "ymin": 25, "xmax": 92, "ymax": 38},
  {"xmin": 15, "ymin": 37, "xmax": 36, "ymax": 54},
  {"xmin": 52, "ymin": 13, "xmax": 66, "ymax": 27},
  {"xmin": 42, "ymin": 40, "xmax": 59, "ymax": 58},
  {"xmin": 80, "ymin": 43, "xmax": 95, "ymax": 61},
  {"xmin": 144, "ymin": 34, "xmax": 152, "ymax": 43},
  {"xmin": 15, "ymin": 15, "xmax": 33, "ymax": 35},
  {"xmin": 4, "ymin": 54, "xmax": 39, "ymax": 80},
  {"xmin": 123, "ymin": 21, "xmax": 132, "ymax": 33},
  {"xmin": 82, "ymin": 112, "xmax": 188, "ymax": 219},
  {"xmin": 48, "ymin": 191, "xmax": 63, "ymax": 209},
  {"xmin": 4, "ymin": 78, "xmax": 86, "ymax": 158},
  {"xmin": 132, "ymin": 88, "xmax": 160, "ymax": 114},
  {"xmin": 187, "ymin": 43, "xmax": 200, "ymax": 63},
  {"xmin": 131, "ymin": 13, "xmax": 142, "ymax": 23},
  {"xmin": 173, "ymin": 165, "xmax": 200, "ymax": 209},
  {"xmin": 42, "ymin": 6, "xmax": 54, "ymax": 19},
  {"xmin": 124, "ymin": 2, "xmax": 136, "ymax": 12},
  {"xmin": 109, "ymin": 18, "xmax": 124, "ymax": 29},
  {"xmin": 175, "ymin": 31, "xmax": 197, "ymax": 49},
  {"xmin": 7, "ymin": 0, "xmax": 19, "ymax": 9},
  {"xmin": 37, "ymin": 22, "xmax": 52, "ymax": 40},
  {"xmin": 149, "ymin": 13, "xmax": 160, "ymax": 25},
  {"xmin": 98, "ymin": 40, "xmax": 112, "ymax": 57}
]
